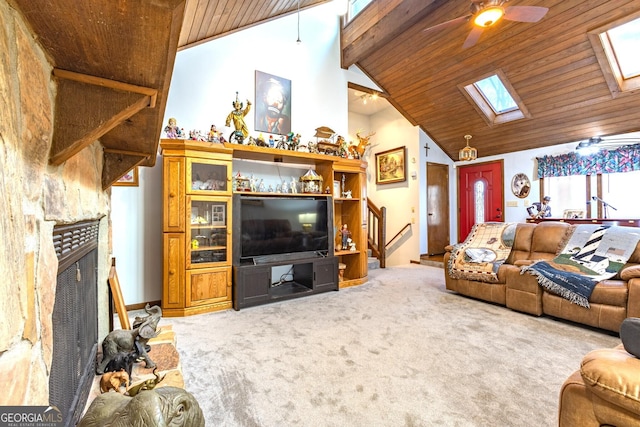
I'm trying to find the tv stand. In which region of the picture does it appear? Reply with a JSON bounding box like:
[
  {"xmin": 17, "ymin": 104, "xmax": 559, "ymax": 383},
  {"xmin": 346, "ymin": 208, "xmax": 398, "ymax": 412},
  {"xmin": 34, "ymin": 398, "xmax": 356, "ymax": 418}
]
[{"xmin": 233, "ymin": 256, "xmax": 338, "ymax": 310}]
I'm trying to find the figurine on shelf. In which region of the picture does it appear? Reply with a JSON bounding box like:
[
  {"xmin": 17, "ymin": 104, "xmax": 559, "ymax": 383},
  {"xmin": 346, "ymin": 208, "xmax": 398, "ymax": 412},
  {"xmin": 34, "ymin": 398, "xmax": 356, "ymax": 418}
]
[
  {"xmin": 281, "ymin": 180, "xmax": 289, "ymax": 194},
  {"xmin": 208, "ymin": 125, "xmax": 221, "ymax": 143},
  {"xmin": 340, "ymin": 224, "xmax": 351, "ymax": 250},
  {"xmin": 225, "ymin": 92, "xmax": 252, "ymax": 144},
  {"xmin": 291, "ymin": 177, "xmax": 298, "ymax": 194},
  {"xmin": 163, "ymin": 117, "xmax": 183, "ymax": 139}
]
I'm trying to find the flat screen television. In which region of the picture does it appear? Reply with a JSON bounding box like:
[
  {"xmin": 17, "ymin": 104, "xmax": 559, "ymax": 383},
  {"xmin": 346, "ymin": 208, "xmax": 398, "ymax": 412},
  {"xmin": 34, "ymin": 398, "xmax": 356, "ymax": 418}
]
[{"xmin": 234, "ymin": 195, "xmax": 333, "ymax": 263}]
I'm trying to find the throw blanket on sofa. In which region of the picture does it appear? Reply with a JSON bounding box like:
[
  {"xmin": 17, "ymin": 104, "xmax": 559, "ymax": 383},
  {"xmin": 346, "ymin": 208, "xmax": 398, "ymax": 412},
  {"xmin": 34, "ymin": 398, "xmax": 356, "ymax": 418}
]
[
  {"xmin": 448, "ymin": 222, "xmax": 517, "ymax": 283},
  {"xmin": 521, "ymin": 225, "xmax": 640, "ymax": 308}
]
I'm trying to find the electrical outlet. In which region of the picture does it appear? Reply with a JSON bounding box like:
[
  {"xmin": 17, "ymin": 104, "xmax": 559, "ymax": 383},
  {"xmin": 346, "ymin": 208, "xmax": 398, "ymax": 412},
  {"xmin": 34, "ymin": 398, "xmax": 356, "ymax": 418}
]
[{"xmin": 506, "ymin": 201, "xmax": 518, "ymax": 207}]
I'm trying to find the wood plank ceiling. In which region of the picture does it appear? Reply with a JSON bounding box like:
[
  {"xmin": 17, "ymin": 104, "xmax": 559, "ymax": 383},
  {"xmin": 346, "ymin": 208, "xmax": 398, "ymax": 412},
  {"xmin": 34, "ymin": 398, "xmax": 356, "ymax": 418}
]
[
  {"xmin": 179, "ymin": 0, "xmax": 332, "ymax": 49},
  {"xmin": 342, "ymin": 0, "xmax": 640, "ymax": 161}
]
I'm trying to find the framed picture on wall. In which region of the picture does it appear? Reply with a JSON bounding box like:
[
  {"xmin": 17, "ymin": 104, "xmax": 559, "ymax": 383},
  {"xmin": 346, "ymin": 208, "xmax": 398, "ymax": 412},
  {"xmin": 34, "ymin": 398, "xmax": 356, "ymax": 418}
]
[
  {"xmin": 375, "ymin": 146, "xmax": 407, "ymax": 184},
  {"xmin": 114, "ymin": 167, "xmax": 138, "ymax": 187},
  {"xmin": 254, "ymin": 70, "xmax": 291, "ymax": 136}
]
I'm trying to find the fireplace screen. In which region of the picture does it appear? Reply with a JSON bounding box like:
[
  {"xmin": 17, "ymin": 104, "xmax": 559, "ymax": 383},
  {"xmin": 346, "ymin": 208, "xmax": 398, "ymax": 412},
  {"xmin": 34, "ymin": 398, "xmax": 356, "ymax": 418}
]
[{"xmin": 51, "ymin": 220, "xmax": 99, "ymax": 426}]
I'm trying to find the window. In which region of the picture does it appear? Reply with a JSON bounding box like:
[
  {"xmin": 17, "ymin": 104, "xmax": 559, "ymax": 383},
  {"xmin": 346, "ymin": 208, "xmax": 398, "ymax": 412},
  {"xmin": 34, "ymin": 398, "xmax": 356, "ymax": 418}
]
[
  {"xmin": 474, "ymin": 180, "xmax": 486, "ymax": 224},
  {"xmin": 459, "ymin": 70, "xmax": 531, "ymax": 126},
  {"xmin": 347, "ymin": 0, "xmax": 373, "ymax": 22},
  {"xmin": 589, "ymin": 14, "xmax": 640, "ymax": 96}
]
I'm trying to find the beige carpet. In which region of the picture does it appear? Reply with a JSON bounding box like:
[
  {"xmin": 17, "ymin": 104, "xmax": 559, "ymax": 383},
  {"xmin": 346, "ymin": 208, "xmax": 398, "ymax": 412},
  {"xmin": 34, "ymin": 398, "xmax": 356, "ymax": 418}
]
[{"xmin": 160, "ymin": 264, "xmax": 619, "ymax": 426}]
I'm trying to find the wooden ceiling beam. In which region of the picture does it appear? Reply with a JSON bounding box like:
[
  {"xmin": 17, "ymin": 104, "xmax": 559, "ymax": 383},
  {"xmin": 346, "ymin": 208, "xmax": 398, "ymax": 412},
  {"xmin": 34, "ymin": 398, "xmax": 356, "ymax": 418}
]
[
  {"xmin": 49, "ymin": 69, "xmax": 158, "ymax": 166},
  {"xmin": 341, "ymin": 0, "xmax": 440, "ymax": 68},
  {"xmin": 102, "ymin": 151, "xmax": 147, "ymax": 190}
]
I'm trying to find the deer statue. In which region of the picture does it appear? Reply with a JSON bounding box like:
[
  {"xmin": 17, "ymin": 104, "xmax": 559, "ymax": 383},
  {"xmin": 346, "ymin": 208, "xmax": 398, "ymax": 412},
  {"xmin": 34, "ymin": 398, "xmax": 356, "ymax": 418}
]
[{"xmin": 349, "ymin": 131, "xmax": 376, "ymax": 159}]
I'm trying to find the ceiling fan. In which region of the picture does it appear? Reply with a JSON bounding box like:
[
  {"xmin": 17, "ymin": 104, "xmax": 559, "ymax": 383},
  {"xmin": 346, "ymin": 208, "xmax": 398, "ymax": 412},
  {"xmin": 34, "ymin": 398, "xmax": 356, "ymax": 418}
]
[
  {"xmin": 423, "ymin": 0, "xmax": 549, "ymax": 49},
  {"xmin": 576, "ymin": 136, "xmax": 640, "ymax": 154}
]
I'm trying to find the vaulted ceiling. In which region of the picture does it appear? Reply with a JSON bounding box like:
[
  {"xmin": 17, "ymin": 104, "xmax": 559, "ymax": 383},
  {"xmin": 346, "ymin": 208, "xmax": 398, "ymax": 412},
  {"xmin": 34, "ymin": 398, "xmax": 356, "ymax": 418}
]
[
  {"xmin": 342, "ymin": 0, "xmax": 640, "ymax": 160},
  {"xmin": 178, "ymin": 0, "xmax": 332, "ymax": 49},
  {"xmin": 13, "ymin": 0, "xmax": 640, "ymax": 182}
]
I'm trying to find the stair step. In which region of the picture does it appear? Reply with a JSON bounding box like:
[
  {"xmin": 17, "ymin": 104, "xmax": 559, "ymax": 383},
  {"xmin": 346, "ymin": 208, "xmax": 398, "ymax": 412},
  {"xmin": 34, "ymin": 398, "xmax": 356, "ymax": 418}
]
[{"xmin": 368, "ymin": 257, "xmax": 380, "ymax": 270}]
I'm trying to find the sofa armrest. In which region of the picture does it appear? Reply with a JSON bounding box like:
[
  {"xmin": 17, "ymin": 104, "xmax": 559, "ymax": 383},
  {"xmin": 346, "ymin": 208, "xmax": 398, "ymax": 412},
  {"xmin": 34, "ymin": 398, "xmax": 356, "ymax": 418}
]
[
  {"xmin": 627, "ymin": 278, "xmax": 640, "ymax": 318},
  {"xmin": 621, "ymin": 265, "xmax": 640, "ymax": 281},
  {"xmin": 580, "ymin": 347, "xmax": 640, "ymax": 415},
  {"xmin": 444, "ymin": 244, "xmax": 454, "ymax": 252}
]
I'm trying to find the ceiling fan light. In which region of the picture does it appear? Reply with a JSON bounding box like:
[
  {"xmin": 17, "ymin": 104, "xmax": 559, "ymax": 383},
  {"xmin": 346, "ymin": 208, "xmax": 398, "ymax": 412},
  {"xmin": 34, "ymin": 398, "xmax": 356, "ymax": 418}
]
[{"xmin": 474, "ymin": 7, "xmax": 504, "ymax": 27}]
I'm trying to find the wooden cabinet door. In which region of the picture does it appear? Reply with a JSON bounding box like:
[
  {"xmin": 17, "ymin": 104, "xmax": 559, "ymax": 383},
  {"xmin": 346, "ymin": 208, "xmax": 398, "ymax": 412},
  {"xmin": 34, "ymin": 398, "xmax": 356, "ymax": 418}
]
[
  {"xmin": 164, "ymin": 157, "xmax": 185, "ymax": 232},
  {"xmin": 162, "ymin": 233, "xmax": 184, "ymax": 309},
  {"xmin": 233, "ymin": 265, "xmax": 270, "ymax": 309},
  {"xmin": 314, "ymin": 257, "xmax": 338, "ymax": 291},
  {"xmin": 186, "ymin": 266, "xmax": 231, "ymax": 307}
]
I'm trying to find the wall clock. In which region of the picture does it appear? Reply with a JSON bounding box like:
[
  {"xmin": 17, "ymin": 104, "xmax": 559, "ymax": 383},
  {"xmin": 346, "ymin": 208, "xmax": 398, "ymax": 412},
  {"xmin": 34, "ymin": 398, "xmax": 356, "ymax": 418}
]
[{"xmin": 511, "ymin": 173, "xmax": 531, "ymax": 198}]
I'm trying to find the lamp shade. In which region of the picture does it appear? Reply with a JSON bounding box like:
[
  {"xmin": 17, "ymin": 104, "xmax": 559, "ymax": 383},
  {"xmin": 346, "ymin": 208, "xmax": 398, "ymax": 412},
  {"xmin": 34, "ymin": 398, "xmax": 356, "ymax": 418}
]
[
  {"xmin": 459, "ymin": 135, "xmax": 478, "ymax": 161},
  {"xmin": 474, "ymin": 7, "xmax": 504, "ymax": 27}
]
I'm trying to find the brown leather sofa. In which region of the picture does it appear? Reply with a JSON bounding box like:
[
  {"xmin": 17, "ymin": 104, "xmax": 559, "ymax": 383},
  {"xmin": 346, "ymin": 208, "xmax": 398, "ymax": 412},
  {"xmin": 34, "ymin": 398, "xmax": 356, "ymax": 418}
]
[
  {"xmin": 444, "ymin": 221, "xmax": 640, "ymax": 332},
  {"xmin": 559, "ymin": 344, "xmax": 640, "ymax": 426}
]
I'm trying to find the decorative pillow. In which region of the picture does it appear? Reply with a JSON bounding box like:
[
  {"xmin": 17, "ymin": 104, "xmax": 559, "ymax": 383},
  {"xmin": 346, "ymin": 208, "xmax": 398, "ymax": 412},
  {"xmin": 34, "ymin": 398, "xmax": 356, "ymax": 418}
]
[
  {"xmin": 620, "ymin": 265, "xmax": 640, "ymax": 281},
  {"xmin": 620, "ymin": 317, "xmax": 640, "ymax": 358}
]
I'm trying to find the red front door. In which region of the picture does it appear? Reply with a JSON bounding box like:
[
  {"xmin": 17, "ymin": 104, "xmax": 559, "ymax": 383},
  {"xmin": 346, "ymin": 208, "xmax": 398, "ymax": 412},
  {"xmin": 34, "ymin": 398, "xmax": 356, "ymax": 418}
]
[{"xmin": 457, "ymin": 160, "xmax": 504, "ymax": 242}]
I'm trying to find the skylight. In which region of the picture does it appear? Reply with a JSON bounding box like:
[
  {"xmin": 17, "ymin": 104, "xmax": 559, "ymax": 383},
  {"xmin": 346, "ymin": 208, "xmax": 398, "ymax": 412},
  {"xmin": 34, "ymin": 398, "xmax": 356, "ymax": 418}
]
[
  {"xmin": 605, "ymin": 17, "xmax": 640, "ymax": 79},
  {"xmin": 474, "ymin": 75, "xmax": 518, "ymax": 114},
  {"xmin": 589, "ymin": 14, "xmax": 640, "ymax": 96},
  {"xmin": 347, "ymin": 0, "xmax": 373, "ymax": 22},
  {"xmin": 459, "ymin": 70, "xmax": 530, "ymax": 126}
]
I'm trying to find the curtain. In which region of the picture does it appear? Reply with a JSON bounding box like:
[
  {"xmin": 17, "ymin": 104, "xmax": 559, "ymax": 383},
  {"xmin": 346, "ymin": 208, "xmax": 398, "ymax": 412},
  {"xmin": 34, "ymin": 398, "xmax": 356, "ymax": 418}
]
[{"xmin": 537, "ymin": 145, "xmax": 640, "ymax": 178}]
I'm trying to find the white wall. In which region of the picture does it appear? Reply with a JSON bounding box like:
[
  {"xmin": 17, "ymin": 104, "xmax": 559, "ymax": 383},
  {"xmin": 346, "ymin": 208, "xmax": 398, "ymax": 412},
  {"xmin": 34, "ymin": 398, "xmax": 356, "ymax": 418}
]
[
  {"xmin": 111, "ymin": 156, "xmax": 163, "ymax": 304},
  {"xmin": 163, "ymin": 3, "xmax": 348, "ymax": 144}
]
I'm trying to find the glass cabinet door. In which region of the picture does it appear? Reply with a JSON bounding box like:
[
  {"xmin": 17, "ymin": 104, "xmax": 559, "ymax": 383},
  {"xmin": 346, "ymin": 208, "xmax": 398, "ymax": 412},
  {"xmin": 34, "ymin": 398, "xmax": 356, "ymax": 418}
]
[
  {"xmin": 187, "ymin": 158, "xmax": 230, "ymax": 194},
  {"xmin": 188, "ymin": 197, "xmax": 230, "ymax": 267}
]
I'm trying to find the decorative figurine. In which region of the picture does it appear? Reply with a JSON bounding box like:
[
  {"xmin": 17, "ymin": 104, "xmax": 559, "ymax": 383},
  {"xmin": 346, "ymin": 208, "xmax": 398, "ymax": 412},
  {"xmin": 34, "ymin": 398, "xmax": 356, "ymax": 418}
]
[
  {"xmin": 78, "ymin": 386, "xmax": 205, "ymax": 427},
  {"xmin": 340, "ymin": 224, "xmax": 351, "ymax": 250},
  {"xmin": 348, "ymin": 131, "xmax": 375, "ymax": 159},
  {"xmin": 99, "ymin": 369, "xmax": 129, "ymax": 394},
  {"xmin": 208, "ymin": 125, "xmax": 221, "ymax": 142},
  {"xmin": 126, "ymin": 367, "xmax": 166, "ymax": 397},
  {"xmin": 225, "ymin": 92, "xmax": 252, "ymax": 144},
  {"xmin": 281, "ymin": 180, "xmax": 289, "ymax": 193},
  {"xmin": 96, "ymin": 304, "xmax": 162, "ymax": 375},
  {"xmin": 163, "ymin": 117, "xmax": 183, "ymax": 139},
  {"xmin": 291, "ymin": 177, "xmax": 298, "ymax": 194}
]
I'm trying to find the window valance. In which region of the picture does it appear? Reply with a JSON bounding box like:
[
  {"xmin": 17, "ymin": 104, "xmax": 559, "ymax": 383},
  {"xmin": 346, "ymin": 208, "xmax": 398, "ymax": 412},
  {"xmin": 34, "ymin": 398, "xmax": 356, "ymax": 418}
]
[{"xmin": 537, "ymin": 145, "xmax": 640, "ymax": 178}]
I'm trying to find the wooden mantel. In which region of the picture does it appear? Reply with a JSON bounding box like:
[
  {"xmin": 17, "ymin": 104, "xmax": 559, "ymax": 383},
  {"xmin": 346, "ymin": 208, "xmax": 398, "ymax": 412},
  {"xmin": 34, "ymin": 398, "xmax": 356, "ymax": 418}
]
[{"xmin": 10, "ymin": 0, "xmax": 185, "ymax": 189}]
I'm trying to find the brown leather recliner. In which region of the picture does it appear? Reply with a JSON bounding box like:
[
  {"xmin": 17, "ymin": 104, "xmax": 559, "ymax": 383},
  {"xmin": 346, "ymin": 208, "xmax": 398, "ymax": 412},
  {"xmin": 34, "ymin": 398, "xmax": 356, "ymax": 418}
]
[{"xmin": 559, "ymin": 344, "xmax": 640, "ymax": 426}]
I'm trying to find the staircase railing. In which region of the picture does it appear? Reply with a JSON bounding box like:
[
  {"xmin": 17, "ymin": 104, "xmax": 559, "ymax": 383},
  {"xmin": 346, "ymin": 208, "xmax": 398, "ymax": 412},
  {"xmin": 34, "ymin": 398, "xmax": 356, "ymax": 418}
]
[
  {"xmin": 367, "ymin": 199, "xmax": 414, "ymax": 269},
  {"xmin": 367, "ymin": 199, "xmax": 386, "ymax": 268}
]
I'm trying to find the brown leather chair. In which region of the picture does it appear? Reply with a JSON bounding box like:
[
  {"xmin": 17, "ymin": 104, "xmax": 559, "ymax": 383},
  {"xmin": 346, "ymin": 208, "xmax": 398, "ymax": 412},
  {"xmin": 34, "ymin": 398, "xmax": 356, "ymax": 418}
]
[{"xmin": 559, "ymin": 344, "xmax": 640, "ymax": 426}]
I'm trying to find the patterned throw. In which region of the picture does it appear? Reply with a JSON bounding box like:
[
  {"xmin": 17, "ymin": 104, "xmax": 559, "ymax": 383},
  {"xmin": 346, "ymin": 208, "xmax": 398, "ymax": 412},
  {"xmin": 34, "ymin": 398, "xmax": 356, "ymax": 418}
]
[
  {"xmin": 448, "ymin": 222, "xmax": 517, "ymax": 283},
  {"xmin": 521, "ymin": 225, "xmax": 640, "ymax": 308}
]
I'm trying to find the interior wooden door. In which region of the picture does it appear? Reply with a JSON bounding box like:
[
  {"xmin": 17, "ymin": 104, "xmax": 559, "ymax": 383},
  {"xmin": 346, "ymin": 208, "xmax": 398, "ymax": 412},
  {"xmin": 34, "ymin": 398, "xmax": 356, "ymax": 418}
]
[
  {"xmin": 426, "ymin": 162, "xmax": 450, "ymax": 255},
  {"xmin": 457, "ymin": 160, "xmax": 504, "ymax": 242}
]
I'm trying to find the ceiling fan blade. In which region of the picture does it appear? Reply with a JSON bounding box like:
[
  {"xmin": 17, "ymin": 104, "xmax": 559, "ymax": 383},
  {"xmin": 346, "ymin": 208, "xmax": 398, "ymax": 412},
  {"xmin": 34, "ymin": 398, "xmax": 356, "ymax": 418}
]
[
  {"xmin": 423, "ymin": 15, "xmax": 470, "ymax": 35},
  {"xmin": 462, "ymin": 26, "xmax": 484, "ymax": 49},
  {"xmin": 504, "ymin": 6, "xmax": 549, "ymax": 23}
]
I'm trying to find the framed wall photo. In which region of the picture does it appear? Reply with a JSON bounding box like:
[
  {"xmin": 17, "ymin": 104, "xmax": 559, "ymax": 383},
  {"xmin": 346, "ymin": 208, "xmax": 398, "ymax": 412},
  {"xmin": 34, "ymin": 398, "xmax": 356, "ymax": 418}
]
[
  {"xmin": 114, "ymin": 167, "xmax": 138, "ymax": 187},
  {"xmin": 333, "ymin": 180, "xmax": 341, "ymax": 199},
  {"xmin": 511, "ymin": 173, "xmax": 531, "ymax": 198},
  {"xmin": 211, "ymin": 204, "xmax": 226, "ymax": 226},
  {"xmin": 375, "ymin": 146, "xmax": 407, "ymax": 184},
  {"xmin": 254, "ymin": 70, "xmax": 292, "ymax": 136}
]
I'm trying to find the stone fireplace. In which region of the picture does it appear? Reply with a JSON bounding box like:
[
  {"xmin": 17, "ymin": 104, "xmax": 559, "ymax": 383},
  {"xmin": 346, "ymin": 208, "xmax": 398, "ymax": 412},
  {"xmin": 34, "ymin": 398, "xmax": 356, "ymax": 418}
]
[{"xmin": 0, "ymin": 1, "xmax": 111, "ymax": 412}]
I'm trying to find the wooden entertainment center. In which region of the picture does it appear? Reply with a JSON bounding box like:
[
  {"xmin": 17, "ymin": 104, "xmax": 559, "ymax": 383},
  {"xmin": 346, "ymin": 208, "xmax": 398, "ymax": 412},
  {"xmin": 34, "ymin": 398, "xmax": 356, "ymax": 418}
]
[{"xmin": 160, "ymin": 139, "xmax": 368, "ymax": 316}]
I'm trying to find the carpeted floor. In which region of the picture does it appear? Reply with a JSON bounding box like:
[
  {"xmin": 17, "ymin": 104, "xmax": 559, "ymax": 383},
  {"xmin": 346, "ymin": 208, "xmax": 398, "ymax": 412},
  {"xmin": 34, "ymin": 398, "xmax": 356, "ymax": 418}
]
[{"xmin": 156, "ymin": 264, "xmax": 619, "ymax": 427}]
